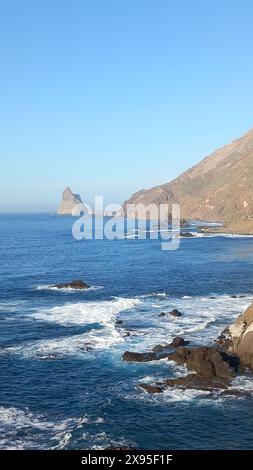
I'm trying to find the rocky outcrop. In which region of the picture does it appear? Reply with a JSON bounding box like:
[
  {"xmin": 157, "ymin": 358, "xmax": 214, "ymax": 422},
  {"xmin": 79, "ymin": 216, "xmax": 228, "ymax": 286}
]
[
  {"xmin": 139, "ymin": 374, "xmax": 230, "ymax": 394},
  {"xmin": 122, "ymin": 337, "xmax": 189, "ymax": 362},
  {"xmin": 152, "ymin": 337, "xmax": 189, "ymax": 351},
  {"xmin": 57, "ymin": 187, "xmax": 83, "ymax": 215},
  {"xmin": 122, "ymin": 343, "xmax": 239, "ymax": 379},
  {"xmin": 227, "ymin": 302, "xmax": 253, "ymax": 369},
  {"xmin": 167, "ymin": 346, "xmax": 239, "ymax": 378},
  {"xmin": 122, "ymin": 350, "xmax": 169, "ymax": 362},
  {"xmin": 50, "ymin": 280, "xmax": 90, "ymax": 289}
]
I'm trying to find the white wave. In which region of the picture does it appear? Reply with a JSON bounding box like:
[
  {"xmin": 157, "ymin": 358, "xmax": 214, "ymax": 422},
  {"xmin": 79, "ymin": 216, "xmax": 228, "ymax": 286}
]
[
  {"xmin": 117, "ymin": 293, "xmax": 253, "ymax": 351},
  {"xmin": 11, "ymin": 298, "xmax": 141, "ymax": 358},
  {"xmin": 0, "ymin": 406, "xmax": 90, "ymax": 450},
  {"xmin": 30, "ymin": 297, "xmax": 141, "ymax": 326},
  {"xmin": 230, "ymin": 375, "xmax": 253, "ymax": 391},
  {"xmin": 15, "ymin": 329, "xmax": 124, "ymax": 358}
]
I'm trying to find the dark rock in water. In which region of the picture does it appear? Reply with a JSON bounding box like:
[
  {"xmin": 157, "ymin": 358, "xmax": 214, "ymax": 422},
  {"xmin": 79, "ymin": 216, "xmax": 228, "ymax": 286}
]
[
  {"xmin": 168, "ymin": 346, "xmax": 239, "ymax": 378},
  {"xmin": 218, "ymin": 388, "xmax": 252, "ymax": 398},
  {"xmin": 123, "ymin": 351, "xmax": 163, "ymax": 362},
  {"xmin": 159, "ymin": 309, "xmax": 182, "ymax": 318},
  {"xmin": 50, "ymin": 280, "xmax": 90, "ymax": 290},
  {"xmin": 124, "ymin": 332, "xmax": 131, "ymax": 337},
  {"xmin": 138, "ymin": 383, "xmax": 163, "ymax": 394},
  {"xmin": 170, "ymin": 336, "xmax": 189, "ymax": 348},
  {"xmin": 162, "ymin": 374, "xmax": 229, "ymax": 391},
  {"xmin": 181, "ymin": 232, "xmax": 194, "ymax": 237},
  {"xmin": 158, "ymin": 312, "xmax": 166, "ymax": 317},
  {"xmin": 152, "ymin": 337, "xmax": 189, "ymax": 352},
  {"xmin": 79, "ymin": 344, "xmax": 94, "ymax": 352},
  {"xmin": 116, "ymin": 320, "xmax": 123, "ymax": 325},
  {"xmin": 169, "ymin": 309, "xmax": 182, "ymax": 317},
  {"xmin": 139, "ymin": 374, "xmax": 230, "ymax": 394},
  {"xmin": 123, "ymin": 337, "xmax": 190, "ymax": 362}
]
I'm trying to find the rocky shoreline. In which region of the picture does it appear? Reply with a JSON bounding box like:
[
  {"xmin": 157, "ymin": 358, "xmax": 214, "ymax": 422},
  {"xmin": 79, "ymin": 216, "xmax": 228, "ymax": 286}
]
[{"xmin": 122, "ymin": 301, "xmax": 253, "ymax": 396}]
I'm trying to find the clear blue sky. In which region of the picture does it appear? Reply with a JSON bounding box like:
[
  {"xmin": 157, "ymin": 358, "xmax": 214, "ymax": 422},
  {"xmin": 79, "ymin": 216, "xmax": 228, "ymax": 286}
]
[{"xmin": 1, "ymin": 0, "xmax": 253, "ymax": 211}]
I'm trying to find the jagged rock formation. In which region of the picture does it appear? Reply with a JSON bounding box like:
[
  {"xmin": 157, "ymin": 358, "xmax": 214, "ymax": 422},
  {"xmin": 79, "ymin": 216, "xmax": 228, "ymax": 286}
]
[
  {"xmin": 123, "ymin": 127, "xmax": 253, "ymax": 231},
  {"xmin": 57, "ymin": 187, "xmax": 83, "ymax": 215}
]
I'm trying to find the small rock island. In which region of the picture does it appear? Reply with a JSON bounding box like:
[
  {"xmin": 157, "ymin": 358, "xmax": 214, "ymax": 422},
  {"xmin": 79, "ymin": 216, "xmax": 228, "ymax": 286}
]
[{"xmin": 57, "ymin": 187, "xmax": 83, "ymax": 215}]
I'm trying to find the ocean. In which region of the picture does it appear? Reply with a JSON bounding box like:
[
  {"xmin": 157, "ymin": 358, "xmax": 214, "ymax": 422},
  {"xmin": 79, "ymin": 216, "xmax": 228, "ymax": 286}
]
[{"xmin": 1, "ymin": 213, "xmax": 253, "ymax": 449}]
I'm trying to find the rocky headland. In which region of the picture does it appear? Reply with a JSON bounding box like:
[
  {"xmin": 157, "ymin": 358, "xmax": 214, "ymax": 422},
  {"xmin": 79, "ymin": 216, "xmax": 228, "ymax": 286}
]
[{"xmin": 123, "ymin": 127, "xmax": 253, "ymax": 233}]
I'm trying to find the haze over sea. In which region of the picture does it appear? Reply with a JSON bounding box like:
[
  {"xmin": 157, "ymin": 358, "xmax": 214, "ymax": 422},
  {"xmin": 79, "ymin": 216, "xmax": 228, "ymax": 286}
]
[{"xmin": 1, "ymin": 213, "xmax": 253, "ymax": 449}]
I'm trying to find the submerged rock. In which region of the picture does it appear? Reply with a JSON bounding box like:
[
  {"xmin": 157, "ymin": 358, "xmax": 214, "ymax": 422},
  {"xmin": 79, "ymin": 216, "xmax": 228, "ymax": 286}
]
[
  {"xmin": 168, "ymin": 346, "xmax": 239, "ymax": 378},
  {"xmin": 50, "ymin": 280, "xmax": 90, "ymax": 290}
]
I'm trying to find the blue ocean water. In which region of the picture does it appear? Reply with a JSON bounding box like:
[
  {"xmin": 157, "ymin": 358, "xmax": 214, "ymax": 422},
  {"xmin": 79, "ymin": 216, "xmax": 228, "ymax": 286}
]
[{"xmin": 1, "ymin": 213, "xmax": 253, "ymax": 449}]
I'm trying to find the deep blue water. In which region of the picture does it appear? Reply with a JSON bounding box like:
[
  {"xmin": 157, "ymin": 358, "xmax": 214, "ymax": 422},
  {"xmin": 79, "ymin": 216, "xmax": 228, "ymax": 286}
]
[{"xmin": 1, "ymin": 213, "xmax": 253, "ymax": 449}]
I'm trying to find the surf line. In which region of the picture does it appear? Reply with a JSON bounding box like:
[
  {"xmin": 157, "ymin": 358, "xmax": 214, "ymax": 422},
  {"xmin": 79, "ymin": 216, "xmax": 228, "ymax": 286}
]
[{"xmin": 81, "ymin": 455, "xmax": 115, "ymax": 467}]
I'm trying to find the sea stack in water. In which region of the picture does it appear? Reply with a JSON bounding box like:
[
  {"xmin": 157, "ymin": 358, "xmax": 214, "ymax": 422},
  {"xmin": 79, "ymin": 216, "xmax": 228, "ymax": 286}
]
[
  {"xmin": 57, "ymin": 187, "xmax": 83, "ymax": 215},
  {"xmin": 50, "ymin": 280, "xmax": 90, "ymax": 290}
]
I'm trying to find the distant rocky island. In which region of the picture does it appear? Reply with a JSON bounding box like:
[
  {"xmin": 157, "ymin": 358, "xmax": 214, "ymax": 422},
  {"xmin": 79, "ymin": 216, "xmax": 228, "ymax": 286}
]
[
  {"xmin": 123, "ymin": 127, "xmax": 253, "ymax": 234},
  {"xmin": 57, "ymin": 187, "xmax": 83, "ymax": 215}
]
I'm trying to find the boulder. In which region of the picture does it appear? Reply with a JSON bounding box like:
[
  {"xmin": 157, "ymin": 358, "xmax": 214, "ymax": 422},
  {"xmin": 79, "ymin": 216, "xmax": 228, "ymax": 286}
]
[
  {"xmin": 50, "ymin": 280, "xmax": 90, "ymax": 290},
  {"xmin": 168, "ymin": 346, "xmax": 239, "ymax": 378},
  {"xmin": 170, "ymin": 336, "xmax": 189, "ymax": 348},
  {"xmin": 159, "ymin": 309, "xmax": 182, "ymax": 318},
  {"xmin": 228, "ymin": 302, "xmax": 253, "ymax": 369},
  {"xmin": 169, "ymin": 309, "xmax": 182, "ymax": 317}
]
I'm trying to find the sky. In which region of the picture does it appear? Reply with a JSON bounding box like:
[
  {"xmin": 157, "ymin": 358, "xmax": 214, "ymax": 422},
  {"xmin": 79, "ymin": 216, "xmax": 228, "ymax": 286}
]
[{"xmin": 1, "ymin": 0, "xmax": 253, "ymax": 211}]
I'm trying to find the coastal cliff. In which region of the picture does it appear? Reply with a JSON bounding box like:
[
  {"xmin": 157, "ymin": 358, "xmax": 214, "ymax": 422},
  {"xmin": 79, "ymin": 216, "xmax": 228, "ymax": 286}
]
[{"xmin": 123, "ymin": 127, "xmax": 253, "ymax": 232}]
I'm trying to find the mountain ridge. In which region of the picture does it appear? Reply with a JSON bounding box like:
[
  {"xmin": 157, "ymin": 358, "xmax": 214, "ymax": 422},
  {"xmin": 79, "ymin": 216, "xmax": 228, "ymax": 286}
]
[{"xmin": 123, "ymin": 127, "xmax": 253, "ymax": 232}]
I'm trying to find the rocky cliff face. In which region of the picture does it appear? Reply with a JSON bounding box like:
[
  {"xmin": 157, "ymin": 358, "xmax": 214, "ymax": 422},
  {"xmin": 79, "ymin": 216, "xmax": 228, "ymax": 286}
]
[
  {"xmin": 228, "ymin": 302, "xmax": 253, "ymax": 369},
  {"xmin": 57, "ymin": 187, "xmax": 83, "ymax": 215},
  {"xmin": 123, "ymin": 127, "xmax": 253, "ymax": 230}
]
